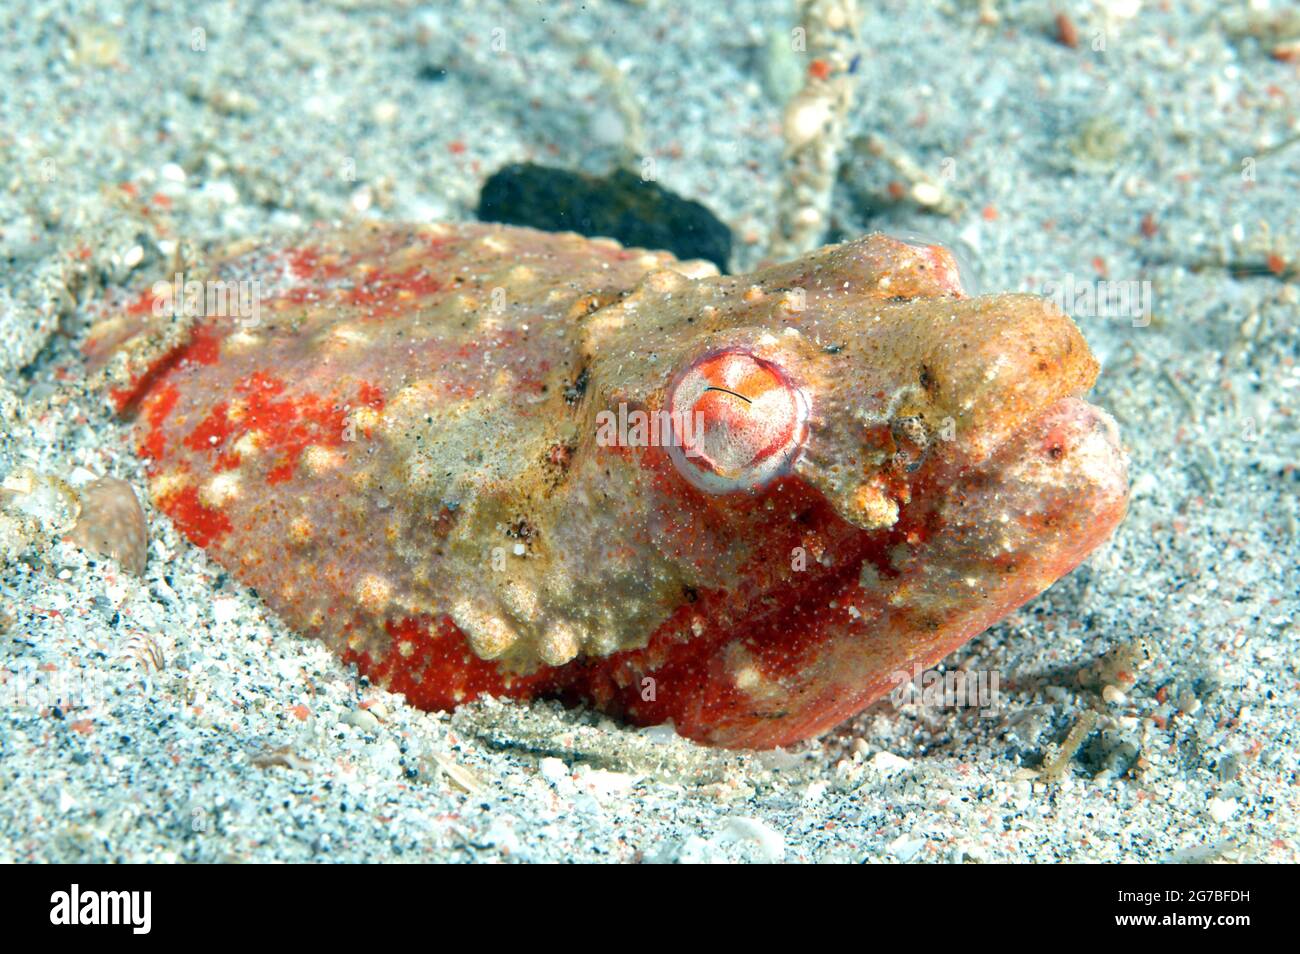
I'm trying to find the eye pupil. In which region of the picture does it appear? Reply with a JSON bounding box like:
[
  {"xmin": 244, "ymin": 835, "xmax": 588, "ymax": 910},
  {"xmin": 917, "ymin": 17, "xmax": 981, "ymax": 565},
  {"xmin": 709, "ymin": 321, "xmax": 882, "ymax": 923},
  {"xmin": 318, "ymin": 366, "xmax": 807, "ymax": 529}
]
[
  {"xmin": 703, "ymin": 386, "xmax": 753, "ymax": 405},
  {"xmin": 666, "ymin": 348, "xmax": 810, "ymax": 493}
]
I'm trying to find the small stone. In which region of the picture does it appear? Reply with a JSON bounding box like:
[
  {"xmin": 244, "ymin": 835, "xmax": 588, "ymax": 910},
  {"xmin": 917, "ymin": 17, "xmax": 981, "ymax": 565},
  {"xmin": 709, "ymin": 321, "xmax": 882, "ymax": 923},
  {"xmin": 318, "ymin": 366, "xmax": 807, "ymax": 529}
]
[
  {"xmin": 538, "ymin": 757, "xmax": 569, "ymax": 783},
  {"xmin": 870, "ymin": 751, "xmax": 913, "ymax": 773},
  {"xmin": 342, "ymin": 708, "xmax": 381, "ymax": 733},
  {"xmin": 911, "ymin": 182, "xmax": 943, "ymax": 207},
  {"xmin": 67, "ymin": 477, "xmax": 148, "ymax": 575},
  {"xmin": 211, "ymin": 596, "xmax": 239, "ymax": 625},
  {"xmin": 1208, "ymin": 797, "xmax": 1237, "ymax": 823},
  {"xmin": 719, "ymin": 816, "xmax": 785, "ymax": 862},
  {"xmin": 477, "ymin": 163, "xmax": 732, "ymax": 272},
  {"xmin": 888, "ymin": 835, "xmax": 927, "ymax": 862},
  {"xmin": 760, "ymin": 27, "xmax": 804, "ymax": 105}
]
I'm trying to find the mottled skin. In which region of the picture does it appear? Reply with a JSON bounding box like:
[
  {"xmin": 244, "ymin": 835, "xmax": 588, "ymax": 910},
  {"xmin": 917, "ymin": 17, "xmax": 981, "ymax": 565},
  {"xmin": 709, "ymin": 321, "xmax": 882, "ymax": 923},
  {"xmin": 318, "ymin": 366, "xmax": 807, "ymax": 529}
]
[{"xmin": 86, "ymin": 222, "xmax": 1128, "ymax": 749}]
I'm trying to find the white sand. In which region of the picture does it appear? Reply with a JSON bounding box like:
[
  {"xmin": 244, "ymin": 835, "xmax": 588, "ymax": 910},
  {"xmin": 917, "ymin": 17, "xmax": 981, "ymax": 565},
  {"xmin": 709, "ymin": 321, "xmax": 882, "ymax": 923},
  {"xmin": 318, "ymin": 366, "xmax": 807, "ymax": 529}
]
[{"xmin": 0, "ymin": 0, "xmax": 1296, "ymax": 862}]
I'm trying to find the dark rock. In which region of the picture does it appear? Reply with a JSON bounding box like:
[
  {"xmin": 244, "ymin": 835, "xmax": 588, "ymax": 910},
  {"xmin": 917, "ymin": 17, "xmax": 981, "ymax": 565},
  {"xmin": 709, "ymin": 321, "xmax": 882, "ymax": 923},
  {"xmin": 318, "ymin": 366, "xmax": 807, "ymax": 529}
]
[{"xmin": 477, "ymin": 163, "xmax": 732, "ymax": 272}]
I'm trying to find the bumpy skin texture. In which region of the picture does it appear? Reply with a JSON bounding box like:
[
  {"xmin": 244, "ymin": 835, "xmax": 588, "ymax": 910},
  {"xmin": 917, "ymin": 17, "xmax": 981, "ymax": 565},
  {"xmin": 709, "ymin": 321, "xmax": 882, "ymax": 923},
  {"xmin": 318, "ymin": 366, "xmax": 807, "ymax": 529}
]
[{"xmin": 85, "ymin": 222, "xmax": 1129, "ymax": 749}]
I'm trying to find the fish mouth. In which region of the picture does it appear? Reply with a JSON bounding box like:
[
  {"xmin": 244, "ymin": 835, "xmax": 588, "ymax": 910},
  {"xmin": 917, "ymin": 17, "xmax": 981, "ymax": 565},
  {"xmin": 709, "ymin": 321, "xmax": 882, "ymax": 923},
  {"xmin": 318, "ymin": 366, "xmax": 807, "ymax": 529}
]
[
  {"xmin": 1011, "ymin": 395, "xmax": 1129, "ymax": 505},
  {"xmin": 788, "ymin": 290, "xmax": 1106, "ymax": 534},
  {"xmin": 823, "ymin": 385, "xmax": 1130, "ymax": 580},
  {"xmin": 919, "ymin": 393, "xmax": 1131, "ymax": 583},
  {"xmin": 918, "ymin": 392, "xmax": 1129, "ymax": 524}
]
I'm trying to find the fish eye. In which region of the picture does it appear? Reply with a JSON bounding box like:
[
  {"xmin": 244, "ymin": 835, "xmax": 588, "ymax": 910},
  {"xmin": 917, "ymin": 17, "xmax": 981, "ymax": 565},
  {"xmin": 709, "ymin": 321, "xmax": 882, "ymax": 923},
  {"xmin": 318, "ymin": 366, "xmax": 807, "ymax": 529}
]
[{"xmin": 665, "ymin": 348, "xmax": 810, "ymax": 493}]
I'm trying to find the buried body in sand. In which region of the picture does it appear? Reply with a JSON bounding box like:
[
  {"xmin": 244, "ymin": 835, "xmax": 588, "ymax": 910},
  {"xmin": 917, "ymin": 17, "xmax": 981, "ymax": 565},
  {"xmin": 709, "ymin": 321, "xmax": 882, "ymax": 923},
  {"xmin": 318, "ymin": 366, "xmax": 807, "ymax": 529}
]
[{"xmin": 81, "ymin": 223, "xmax": 1129, "ymax": 749}]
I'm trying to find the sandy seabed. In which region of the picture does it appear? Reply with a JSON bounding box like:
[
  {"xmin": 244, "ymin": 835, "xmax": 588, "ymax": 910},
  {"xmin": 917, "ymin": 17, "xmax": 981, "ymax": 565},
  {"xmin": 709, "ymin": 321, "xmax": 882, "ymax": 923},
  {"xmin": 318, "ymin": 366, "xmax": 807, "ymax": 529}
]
[{"xmin": 0, "ymin": 0, "xmax": 1296, "ymax": 863}]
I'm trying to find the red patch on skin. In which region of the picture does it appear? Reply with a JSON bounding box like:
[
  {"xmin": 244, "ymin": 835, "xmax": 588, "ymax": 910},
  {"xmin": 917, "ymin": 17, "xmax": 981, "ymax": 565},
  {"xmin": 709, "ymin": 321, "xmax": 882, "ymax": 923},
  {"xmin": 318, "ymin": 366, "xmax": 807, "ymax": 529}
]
[
  {"xmin": 346, "ymin": 615, "xmax": 552, "ymax": 708},
  {"xmin": 286, "ymin": 246, "xmax": 347, "ymax": 281},
  {"xmin": 106, "ymin": 387, "xmax": 133, "ymax": 413},
  {"xmin": 354, "ymin": 382, "xmax": 386, "ymax": 438},
  {"xmin": 183, "ymin": 325, "xmax": 223, "ymax": 367},
  {"xmin": 180, "ymin": 374, "xmax": 385, "ymax": 484},
  {"xmin": 1054, "ymin": 12, "xmax": 1079, "ymax": 48},
  {"xmin": 346, "ymin": 266, "xmax": 443, "ymax": 315},
  {"xmin": 279, "ymin": 238, "xmax": 455, "ymax": 313},
  {"xmin": 182, "ymin": 400, "xmax": 234, "ymax": 458},
  {"xmin": 110, "ymin": 323, "xmax": 224, "ymax": 414},
  {"xmin": 138, "ymin": 382, "xmax": 180, "ymax": 460},
  {"xmin": 157, "ymin": 483, "xmax": 233, "ymax": 548},
  {"xmin": 125, "ymin": 288, "xmax": 161, "ymax": 316},
  {"xmin": 571, "ymin": 555, "xmax": 879, "ymax": 744}
]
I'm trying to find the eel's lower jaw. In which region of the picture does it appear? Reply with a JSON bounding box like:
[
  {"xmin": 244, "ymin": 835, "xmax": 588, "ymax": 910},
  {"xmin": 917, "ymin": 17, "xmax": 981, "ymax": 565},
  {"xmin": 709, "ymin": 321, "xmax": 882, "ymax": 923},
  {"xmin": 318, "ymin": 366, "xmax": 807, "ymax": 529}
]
[{"xmin": 690, "ymin": 394, "xmax": 1130, "ymax": 750}]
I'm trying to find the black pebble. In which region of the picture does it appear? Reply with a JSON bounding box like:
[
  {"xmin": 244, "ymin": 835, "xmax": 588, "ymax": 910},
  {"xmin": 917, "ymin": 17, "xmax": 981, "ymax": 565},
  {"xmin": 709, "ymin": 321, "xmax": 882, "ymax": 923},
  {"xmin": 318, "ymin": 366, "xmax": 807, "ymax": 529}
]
[{"xmin": 477, "ymin": 163, "xmax": 733, "ymax": 273}]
